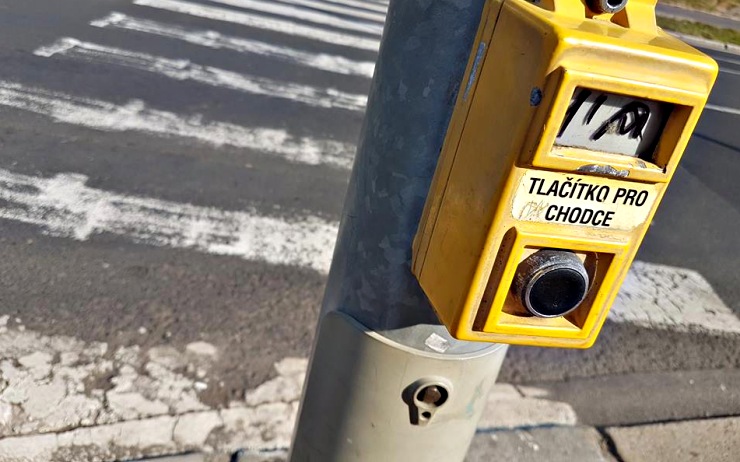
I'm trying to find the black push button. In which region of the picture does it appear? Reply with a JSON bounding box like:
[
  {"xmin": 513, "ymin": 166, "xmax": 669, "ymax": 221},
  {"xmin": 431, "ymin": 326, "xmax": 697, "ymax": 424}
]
[{"xmin": 513, "ymin": 250, "xmax": 589, "ymax": 318}]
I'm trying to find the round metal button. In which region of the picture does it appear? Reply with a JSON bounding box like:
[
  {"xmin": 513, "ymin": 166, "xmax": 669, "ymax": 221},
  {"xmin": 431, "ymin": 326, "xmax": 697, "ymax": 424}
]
[{"xmin": 513, "ymin": 250, "xmax": 589, "ymax": 318}]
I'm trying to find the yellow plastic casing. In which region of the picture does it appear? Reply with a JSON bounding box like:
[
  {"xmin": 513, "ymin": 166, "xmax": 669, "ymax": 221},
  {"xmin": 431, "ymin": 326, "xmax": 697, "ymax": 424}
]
[{"xmin": 411, "ymin": 0, "xmax": 717, "ymax": 348}]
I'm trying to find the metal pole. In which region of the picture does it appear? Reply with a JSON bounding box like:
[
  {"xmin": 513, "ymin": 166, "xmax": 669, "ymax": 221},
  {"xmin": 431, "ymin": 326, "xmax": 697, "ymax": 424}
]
[{"xmin": 290, "ymin": 1, "xmax": 507, "ymax": 460}]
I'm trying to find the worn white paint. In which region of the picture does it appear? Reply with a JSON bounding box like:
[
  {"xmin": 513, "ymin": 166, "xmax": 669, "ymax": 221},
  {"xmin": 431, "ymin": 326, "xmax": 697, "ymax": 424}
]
[
  {"xmin": 265, "ymin": 0, "xmax": 386, "ymax": 22},
  {"xmin": 0, "ymin": 80, "xmax": 354, "ymax": 168},
  {"xmin": 705, "ymin": 103, "xmax": 740, "ymax": 116},
  {"xmin": 714, "ymin": 55, "xmax": 740, "ymax": 67},
  {"xmin": 323, "ymin": 0, "xmax": 388, "ymax": 14},
  {"xmin": 0, "ymin": 168, "xmax": 338, "ymax": 273},
  {"xmin": 134, "ymin": 0, "xmax": 381, "ymax": 51},
  {"xmin": 35, "ymin": 38, "xmax": 368, "ymax": 112},
  {"xmin": 208, "ymin": 0, "xmax": 384, "ymax": 35},
  {"xmin": 612, "ymin": 261, "xmax": 740, "ymax": 333},
  {"xmin": 90, "ymin": 13, "xmax": 375, "ymax": 78},
  {"xmin": 719, "ymin": 67, "xmax": 740, "ymax": 77}
]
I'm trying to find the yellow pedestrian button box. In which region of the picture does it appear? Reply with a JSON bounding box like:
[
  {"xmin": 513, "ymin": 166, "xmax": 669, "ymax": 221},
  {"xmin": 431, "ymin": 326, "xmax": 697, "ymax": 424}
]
[{"xmin": 411, "ymin": 0, "xmax": 717, "ymax": 348}]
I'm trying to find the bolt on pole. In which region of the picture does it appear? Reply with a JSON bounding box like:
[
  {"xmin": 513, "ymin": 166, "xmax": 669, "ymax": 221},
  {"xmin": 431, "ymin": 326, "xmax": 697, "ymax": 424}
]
[{"xmin": 289, "ymin": 1, "xmax": 507, "ymax": 461}]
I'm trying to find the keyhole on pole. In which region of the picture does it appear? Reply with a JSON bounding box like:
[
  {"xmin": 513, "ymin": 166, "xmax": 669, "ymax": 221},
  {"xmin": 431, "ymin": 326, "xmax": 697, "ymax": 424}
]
[{"xmin": 403, "ymin": 380, "xmax": 451, "ymax": 426}]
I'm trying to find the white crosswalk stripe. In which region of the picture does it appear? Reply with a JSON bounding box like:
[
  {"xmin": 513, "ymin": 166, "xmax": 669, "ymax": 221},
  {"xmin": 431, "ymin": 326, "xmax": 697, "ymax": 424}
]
[
  {"xmin": 268, "ymin": 0, "xmax": 386, "ymax": 22},
  {"xmin": 0, "ymin": 168, "xmax": 338, "ymax": 274},
  {"xmin": 11, "ymin": 2, "xmax": 378, "ymax": 272},
  {"xmin": 0, "ymin": 80, "xmax": 355, "ymax": 168},
  {"xmin": 134, "ymin": 0, "xmax": 381, "ymax": 51},
  {"xmin": 321, "ymin": 0, "xmax": 388, "ymax": 14},
  {"xmin": 706, "ymin": 103, "xmax": 740, "ymax": 116},
  {"xmin": 35, "ymin": 38, "xmax": 368, "ymax": 112},
  {"xmin": 713, "ymin": 55, "xmax": 740, "ymax": 67},
  {"xmin": 207, "ymin": 0, "xmax": 384, "ymax": 35},
  {"xmin": 720, "ymin": 67, "xmax": 740, "ymax": 76},
  {"xmin": 91, "ymin": 13, "xmax": 375, "ymax": 78}
]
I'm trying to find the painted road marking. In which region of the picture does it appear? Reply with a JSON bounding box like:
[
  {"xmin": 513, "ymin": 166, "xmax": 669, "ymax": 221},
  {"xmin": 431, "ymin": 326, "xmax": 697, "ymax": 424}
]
[
  {"xmin": 91, "ymin": 13, "xmax": 375, "ymax": 78},
  {"xmin": 0, "ymin": 80, "xmax": 354, "ymax": 169},
  {"xmin": 268, "ymin": 0, "xmax": 386, "ymax": 22},
  {"xmin": 705, "ymin": 103, "xmax": 740, "ymax": 116},
  {"xmin": 719, "ymin": 67, "xmax": 740, "ymax": 77},
  {"xmin": 0, "ymin": 169, "xmax": 338, "ymax": 274},
  {"xmin": 323, "ymin": 0, "xmax": 388, "ymax": 14},
  {"xmin": 714, "ymin": 55, "xmax": 740, "ymax": 67},
  {"xmin": 0, "ymin": 166, "xmax": 735, "ymax": 332},
  {"xmin": 134, "ymin": 0, "xmax": 381, "ymax": 51},
  {"xmin": 613, "ymin": 261, "xmax": 740, "ymax": 333},
  {"xmin": 34, "ymin": 38, "xmax": 368, "ymax": 112},
  {"xmin": 207, "ymin": 0, "xmax": 384, "ymax": 35}
]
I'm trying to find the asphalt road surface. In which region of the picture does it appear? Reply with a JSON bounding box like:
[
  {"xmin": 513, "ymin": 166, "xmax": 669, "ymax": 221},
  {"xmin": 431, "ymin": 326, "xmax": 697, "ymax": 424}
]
[{"xmin": 0, "ymin": 0, "xmax": 737, "ymax": 425}]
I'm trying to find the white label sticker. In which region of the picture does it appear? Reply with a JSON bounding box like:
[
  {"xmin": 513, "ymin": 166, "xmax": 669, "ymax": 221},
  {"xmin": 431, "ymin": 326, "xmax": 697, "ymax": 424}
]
[
  {"xmin": 512, "ymin": 171, "xmax": 657, "ymax": 231},
  {"xmin": 556, "ymin": 88, "xmax": 672, "ymax": 159}
]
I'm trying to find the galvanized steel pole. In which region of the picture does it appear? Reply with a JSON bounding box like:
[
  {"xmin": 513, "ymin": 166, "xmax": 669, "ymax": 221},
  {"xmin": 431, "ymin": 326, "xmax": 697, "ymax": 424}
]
[{"xmin": 289, "ymin": 1, "xmax": 508, "ymax": 460}]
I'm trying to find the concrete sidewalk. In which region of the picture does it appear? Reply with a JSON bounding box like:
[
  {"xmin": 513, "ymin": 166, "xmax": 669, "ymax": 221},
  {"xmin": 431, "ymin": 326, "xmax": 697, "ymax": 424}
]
[
  {"xmin": 126, "ymin": 371, "xmax": 740, "ymax": 462},
  {"xmin": 2, "ymin": 358, "xmax": 737, "ymax": 461},
  {"xmin": 137, "ymin": 415, "xmax": 740, "ymax": 462},
  {"xmin": 0, "ymin": 319, "xmax": 733, "ymax": 462},
  {"xmin": 469, "ymin": 416, "xmax": 740, "ymax": 462}
]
